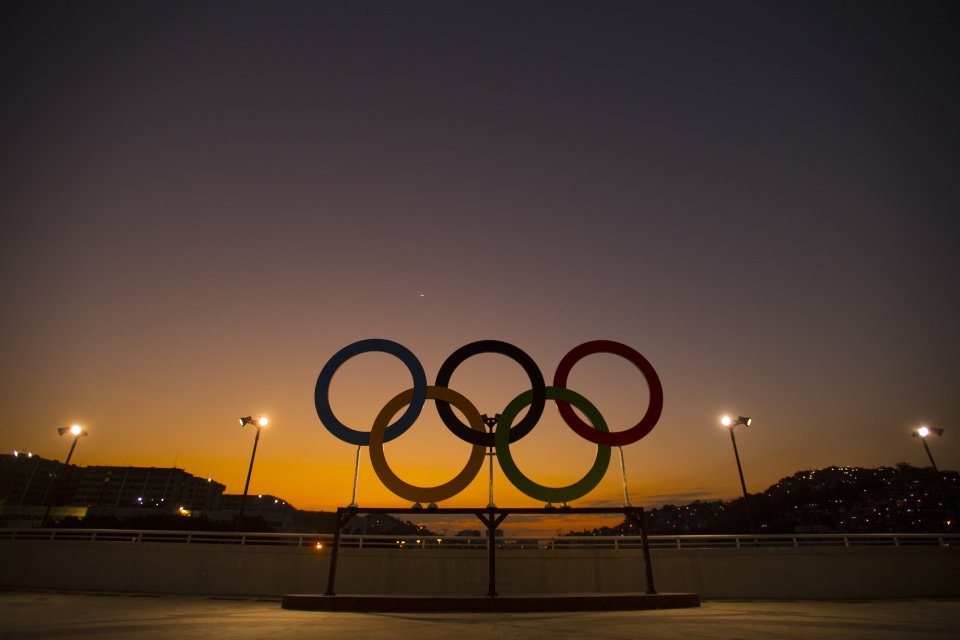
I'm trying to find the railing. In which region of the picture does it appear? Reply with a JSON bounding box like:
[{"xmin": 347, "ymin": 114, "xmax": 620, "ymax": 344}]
[
  {"xmin": 0, "ymin": 529, "xmax": 956, "ymax": 549},
  {"xmin": 612, "ymin": 533, "xmax": 956, "ymax": 549},
  {"xmin": 0, "ymin": 529, "xmax": 329, "ymax": 547}
]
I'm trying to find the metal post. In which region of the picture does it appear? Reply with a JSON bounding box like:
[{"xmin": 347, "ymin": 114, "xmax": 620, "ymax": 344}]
[
  {"xmin": 40, "ymin": 435, "xmax": 81, "ymax": 527},
  {"xmin": 626, "ymin": 507, "xmax": 657, "ymax": 594},
  {"xmin": 64, "ymin": 437, "xmax": 79, "ymax": 467},
  {"xmin": 477, "ymin": 508, "xmax": 508, "ymax": 597},
  {"xmin": 325, "ymin": 508, "xmax": 352, "ymax": 596},
  {"xmin": 920, "ymin": 438, "xmax": 956, "ymax": 526},
  {"xmin": 921, "ymin": 439, "xmax": 940, "ymax": 473},
  {"xmin": 637, "ymin": 508, "xmax": 656, "ymax": 594},
  {"xmin": 236, "ymin": 426, "xmax": 261, "ymax": 531},
  {"xmin": 17, "ymin": 456, "xmax": 41, "ymax": 505},
  {"xmin": 618, "ymin": 446, "xmax": 631, "ymax": 506},
  {"xmin": 349, "ymin": 445, "xmax": 361, "ymax": 507},
  {"xmin": 729, "ymin": 428, "xmax": 755, "ymax": 534},
  {"xmin": 487, "ymin": 448, "xmax": 495, "ymax": 507},
  {"xmin": 483, "ymin": 415, "xmax": 498, "ymax": 508},
  {"xmin": 486, "ymin": 509, "xmax": 497, "ymax": 597}
]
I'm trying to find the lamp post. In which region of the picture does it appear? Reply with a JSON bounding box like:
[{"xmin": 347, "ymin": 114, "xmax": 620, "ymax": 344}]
[
  {"xmin": 721, "ymin": 415, "xmax": 754, "ymax": 534},
  {"xmin": 40, "ymin": 424, "xmax": 88, "ymax": 527},
  {"xmin": 236, "ymin": 416, "xmax": 268, "ymax": 531},
  {"xmin": 913, "ymin": 426, "xmax": 943, "ymax": 473},
  {"xmin": 913, "ymin": 426, "xmax": 954, "ymax": 528}
]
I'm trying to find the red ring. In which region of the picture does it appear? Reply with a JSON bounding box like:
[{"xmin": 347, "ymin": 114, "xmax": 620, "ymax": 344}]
[{"xmin": 553, "ymin": 340, "xmax": 663, "ymax": 446}]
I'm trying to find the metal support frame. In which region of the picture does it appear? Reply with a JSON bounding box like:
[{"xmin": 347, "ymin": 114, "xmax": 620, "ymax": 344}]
[
  {"xmin": 322, "ymin": 505, "xmax": 656, "ymax": 597},
  {"xmin": 476, "ymin": 507, "xmax": 510, "ymax": 596},
  {"xmin": 624, "ymin": 509, "xmax": 657, "ymax": 594},
  {"xmin": 325, "ymin": 509, "xmax": 357, "ymax": 596}
]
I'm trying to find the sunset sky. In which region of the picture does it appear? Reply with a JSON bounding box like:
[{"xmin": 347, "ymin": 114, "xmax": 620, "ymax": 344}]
[{"xmin": 2, "ymin": 1, "xmax": 958, "ymax": 535}]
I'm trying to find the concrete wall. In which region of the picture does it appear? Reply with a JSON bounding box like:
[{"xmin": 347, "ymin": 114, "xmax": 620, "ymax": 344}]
[
  {"xmin": 650, "ymin": 547, "xmax": 960, "ymax": 599},
  {"xmin": 1, "ymin": 540, "xmax": 958, "ymax": 599}
]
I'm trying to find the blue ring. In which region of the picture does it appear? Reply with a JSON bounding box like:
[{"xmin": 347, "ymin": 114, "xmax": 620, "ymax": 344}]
[{"xmin": 315, "ymin": 339, "xmax": 427, "ymax": 446}]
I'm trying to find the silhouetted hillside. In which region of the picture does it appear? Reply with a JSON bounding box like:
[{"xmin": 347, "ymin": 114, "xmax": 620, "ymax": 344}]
[{"xmin": 570, "ymin": 464, "xmax": 958, "ymax": 536}]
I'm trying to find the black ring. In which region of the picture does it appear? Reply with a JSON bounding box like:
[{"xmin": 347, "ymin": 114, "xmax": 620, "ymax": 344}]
[{"xmin": 434, "ymin": 340, "xmax": 546, "ymax": 446}]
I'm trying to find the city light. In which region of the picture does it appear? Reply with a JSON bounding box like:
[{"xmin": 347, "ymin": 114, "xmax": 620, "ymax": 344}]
[
  {"xmin": 57, "ymin": 425, "xmax": 88, "ymax": 438},
  {"xmin": 912, "ymin": 425, "xmax": 944, "ymax": 473},
  {"xmin": 914, "ymin": 425, "xmax": 943, "ymax": 439}
]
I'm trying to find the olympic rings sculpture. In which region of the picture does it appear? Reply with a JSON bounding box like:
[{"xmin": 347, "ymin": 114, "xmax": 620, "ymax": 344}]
[{"xmin": 315, "ymin": 339, "xmax": 663, "ymax": 504}]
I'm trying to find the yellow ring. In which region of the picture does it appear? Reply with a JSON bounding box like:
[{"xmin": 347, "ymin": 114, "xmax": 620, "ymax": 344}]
[{"xmin": 368, "ymin": 385, "xmax": 486, "ymax": 504}]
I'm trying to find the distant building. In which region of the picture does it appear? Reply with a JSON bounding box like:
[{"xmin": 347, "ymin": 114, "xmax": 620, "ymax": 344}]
[
  {"xmin": 0, "ymin": 453, "xmax": 227, "ymax": 526},
  {"xmin": 76, "ymin": 465, "xmax": 226, "ymax": 514},
  {"xmin": 0, "ymin": 453, "xmax": 87, "ymax": 526},
  {"xmin": 0, "ymin": 452, "xmax": 63, "ymax": 507}
]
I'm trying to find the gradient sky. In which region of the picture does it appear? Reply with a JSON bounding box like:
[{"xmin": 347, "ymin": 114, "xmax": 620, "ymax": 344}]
[{"xmin": 2, "ymin": 1, "xmax": 958, "ymax": 534}]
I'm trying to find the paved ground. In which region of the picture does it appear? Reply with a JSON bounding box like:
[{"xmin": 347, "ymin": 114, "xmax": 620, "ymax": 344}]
[{"xmin": 1, "ymin": 591, "xmax": 957, "ymax": 640}]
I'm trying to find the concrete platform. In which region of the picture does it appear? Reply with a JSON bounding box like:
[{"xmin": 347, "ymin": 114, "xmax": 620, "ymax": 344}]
[
  {"xmin": 282, "ymin": 592, "xmax": 701, "ymax": 612},
  {"xmin": 2, "ymin": 590, "xmax": 959, "ymax": 640}
]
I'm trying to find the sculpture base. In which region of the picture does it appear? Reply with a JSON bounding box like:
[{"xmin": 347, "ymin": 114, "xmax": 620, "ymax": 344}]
[{"xmin": 281, "ymin": 592, "xmax": 700, "ymax": 613}]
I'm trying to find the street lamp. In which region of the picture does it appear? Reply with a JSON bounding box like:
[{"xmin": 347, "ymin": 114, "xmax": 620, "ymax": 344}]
[
  {"xmin": 913, "ymin": 426, "xmax": 943, "ymax": 472},
  {"xmin": 721, "ymin": 415, "xmax": 754, "ymax": 534},
  {"xmin": 912, "ymin": 426, "xmax": 953, "ymax": 528},
  {"xmin": 56, "ymin": 424, "xmax": 88, "ymax": 464},
  {"xmin": 236, "ymin": 416, "xmax": 268, "ymax": 530},
  {"xmin": 41, "ymin": 424, "xmax": 88, "ymax": 526}
]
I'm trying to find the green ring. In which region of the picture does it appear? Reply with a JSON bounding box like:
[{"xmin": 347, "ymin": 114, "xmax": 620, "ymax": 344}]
[{"xmin": 495, "ymin": 386, "xmax": 611, "ymax": 503}]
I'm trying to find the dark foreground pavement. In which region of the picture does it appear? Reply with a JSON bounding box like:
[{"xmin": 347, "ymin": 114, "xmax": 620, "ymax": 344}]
[{"xmin": 1, "ymin": 591, "xmax": 957, "ymax": 640}]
